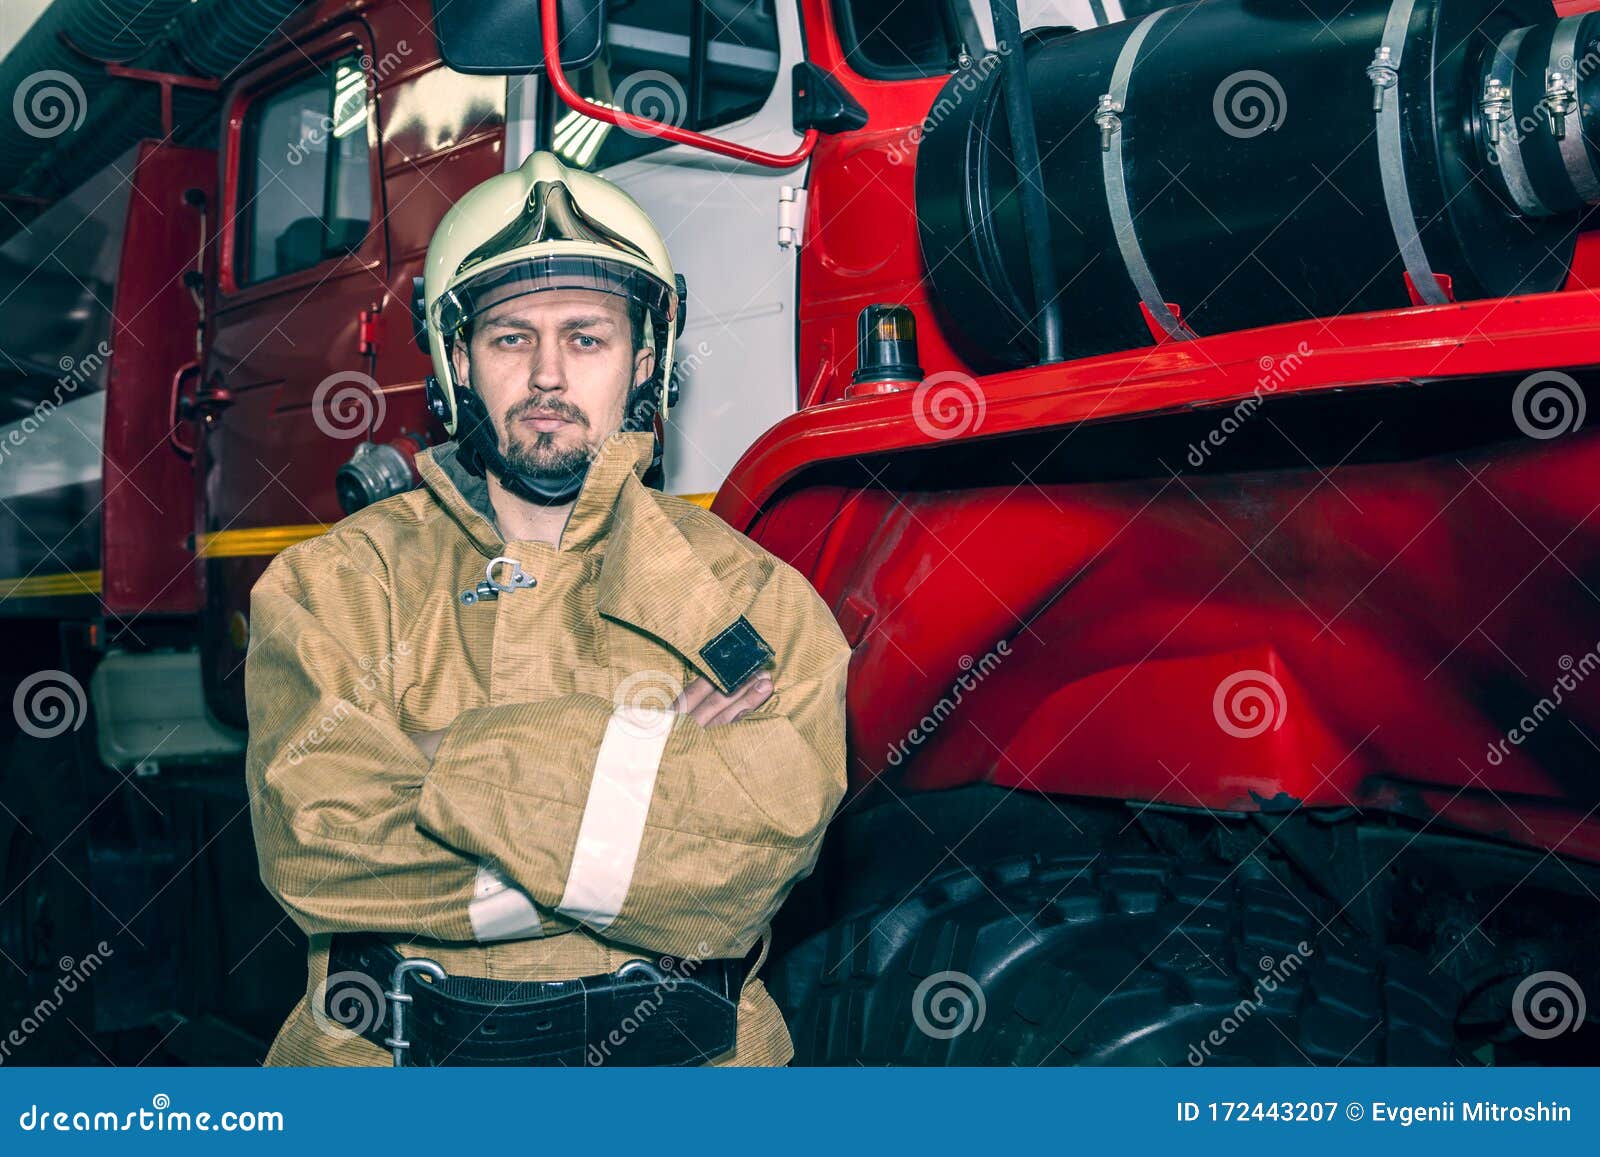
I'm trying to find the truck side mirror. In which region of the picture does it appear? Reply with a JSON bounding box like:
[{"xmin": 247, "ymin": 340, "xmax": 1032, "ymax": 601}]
[
  {"xmin": 792, "ymin": 63, "xmax": 868, "ymax": 135},
  {"xmin": 433, "ymin": 0, "xmax": 604, "ymax": 75}
]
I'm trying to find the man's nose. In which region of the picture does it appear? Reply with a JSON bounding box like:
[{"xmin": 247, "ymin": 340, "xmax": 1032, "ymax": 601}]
[{"xmin": 525, "ymin": 345, "xmax": 566, "ymax": 392}]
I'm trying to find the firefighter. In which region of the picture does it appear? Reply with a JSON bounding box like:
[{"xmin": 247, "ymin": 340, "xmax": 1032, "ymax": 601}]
[{"xmin": 242, "ymin": 150, "xmax": 850, "ymax": 1067}]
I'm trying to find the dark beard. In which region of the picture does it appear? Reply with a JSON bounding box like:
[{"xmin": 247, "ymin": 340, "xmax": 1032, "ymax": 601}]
[{"xmin": 501, "ymin": 429, "xmax": 594, "ymax": 490}]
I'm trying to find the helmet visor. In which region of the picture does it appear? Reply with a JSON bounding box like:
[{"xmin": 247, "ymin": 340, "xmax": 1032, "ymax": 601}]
[{"xmin": 431, "ymin": 253, "xmax": 674, "ymax": 348}]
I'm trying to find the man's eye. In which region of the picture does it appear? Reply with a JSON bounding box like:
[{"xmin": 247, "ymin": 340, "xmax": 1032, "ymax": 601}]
[
  {"xmin": 495, "ymin": 334, "xmax": 525, "ymax": 347},
  {"xmin": 573, "ymin": 334, "xmax": 601, "ymax": 349}
]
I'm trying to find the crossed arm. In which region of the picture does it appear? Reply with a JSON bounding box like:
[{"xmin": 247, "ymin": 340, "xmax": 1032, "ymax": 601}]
[
  {"xmin": 243, "ymin": 537, "xmax": 849, "ymax": 959},
  {"xmin": 405, "ymin": 672, "xmax": 774, "ymax": 760}
]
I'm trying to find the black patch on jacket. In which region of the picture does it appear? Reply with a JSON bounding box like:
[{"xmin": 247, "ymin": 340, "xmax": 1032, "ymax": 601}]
[{"xmin": 699, "ymin": 616, "xmax": 774, "ymax": 694}]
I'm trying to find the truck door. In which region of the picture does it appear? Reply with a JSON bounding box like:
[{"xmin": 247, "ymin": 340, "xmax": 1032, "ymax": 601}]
[
  {"xmin": 528, "ymin": 0, "xmax": 806, "ymax": 500},
  {"xmin": 198, "ymin": 24, "xmax": 389, "ymax": 727}
]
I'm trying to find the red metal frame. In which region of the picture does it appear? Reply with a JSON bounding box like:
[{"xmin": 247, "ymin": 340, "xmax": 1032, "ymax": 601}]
[
  {"xmin": 103, "ymin": 65, "xmax": 222, "ymax": 137},
  {"xmin": 538, "ymin": 0, "xmax": 818, "ymax": 169}
]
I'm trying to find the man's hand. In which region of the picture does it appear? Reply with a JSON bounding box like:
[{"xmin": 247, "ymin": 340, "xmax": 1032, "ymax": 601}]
[{"xmin": 672, "ymin": 672, "xmax": 773, "ymax": 727}]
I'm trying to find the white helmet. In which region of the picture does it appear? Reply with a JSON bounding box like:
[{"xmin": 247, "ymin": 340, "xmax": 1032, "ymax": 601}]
[{"xmin": 421, "ymin": 150, "xmax": 685, "ymax": 501}]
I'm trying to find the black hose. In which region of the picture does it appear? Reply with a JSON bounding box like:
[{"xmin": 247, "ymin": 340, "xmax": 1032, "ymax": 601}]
[{"xmin": 989, "ymin": 0, "xmax": 1065, "ymax": 364}]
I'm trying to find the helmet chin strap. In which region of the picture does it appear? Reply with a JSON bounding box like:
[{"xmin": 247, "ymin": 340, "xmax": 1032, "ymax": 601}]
[{"xmin": 444, "ymin": 378, "xmax": 664, "ymax": 508}]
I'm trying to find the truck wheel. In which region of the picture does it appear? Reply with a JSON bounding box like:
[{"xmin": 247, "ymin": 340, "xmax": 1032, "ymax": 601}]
[{"xmin": 770, "ymin": 853, "xmax": 1461, "ymax": 1065}]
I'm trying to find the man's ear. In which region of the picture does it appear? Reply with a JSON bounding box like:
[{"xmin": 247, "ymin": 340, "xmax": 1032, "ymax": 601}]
[
  {"xmin": 450, "ymin": 339, "xmax": 470, "ymax": 386},
  {"xmin": 633, "ymin": 345, "xmax": 657, "ymax": 387}
]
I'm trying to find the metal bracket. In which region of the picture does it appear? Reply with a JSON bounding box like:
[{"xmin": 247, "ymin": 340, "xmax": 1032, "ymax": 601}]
[
  {"xmin": 385, "ymin": 956, "xmax": 447, "ymax": 1067},
  {"xmin": 460, "ymin": 555, "xmax": 535, "ymax": 605}
]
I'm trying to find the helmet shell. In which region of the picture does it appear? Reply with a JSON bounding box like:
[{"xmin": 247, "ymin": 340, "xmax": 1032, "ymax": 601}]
[{"xmin": 422, "ymin": 150, "xmax": 679, "ymax": 434}]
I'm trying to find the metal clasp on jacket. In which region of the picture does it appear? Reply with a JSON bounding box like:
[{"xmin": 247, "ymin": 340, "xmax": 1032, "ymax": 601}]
[
  {"xmin": 385, "ymin": 956, "xmax": 448, "ymax": 1067},
  {"xmin": 460, "ymin": 555, "xmax": 536, "ymax": 605}
]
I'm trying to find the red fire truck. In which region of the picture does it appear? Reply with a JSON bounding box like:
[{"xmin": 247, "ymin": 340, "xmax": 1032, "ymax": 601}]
[{"xmin": 0, "ymin": 0, "xmax": 1596, "ymax": 1064}]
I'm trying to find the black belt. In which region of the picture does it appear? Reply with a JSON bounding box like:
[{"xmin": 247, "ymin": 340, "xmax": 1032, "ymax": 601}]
[{"xmin": 322, "ymin": 933, "xmax": 755, "ymax": 1066}]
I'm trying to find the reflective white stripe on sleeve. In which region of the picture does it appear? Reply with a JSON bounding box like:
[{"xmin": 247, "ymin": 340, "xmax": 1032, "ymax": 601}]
[
  {"xmin": 555, "ymin": 706, "xmax": 674, "ymax": 928},
  {"xmin": 469, "ymin": 862, "xmax": 544, "ymax": 941}
]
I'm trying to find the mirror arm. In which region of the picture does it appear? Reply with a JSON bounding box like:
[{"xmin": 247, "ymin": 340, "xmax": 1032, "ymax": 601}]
[{"xmin": 538, "ymin": 0, "xmax": 817, "ymax": 170}]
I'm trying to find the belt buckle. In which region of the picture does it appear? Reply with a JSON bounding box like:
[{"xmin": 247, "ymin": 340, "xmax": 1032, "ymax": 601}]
[{"xmin": 384, "ymin": 956, "xmax": 448, "ymax": 1067}]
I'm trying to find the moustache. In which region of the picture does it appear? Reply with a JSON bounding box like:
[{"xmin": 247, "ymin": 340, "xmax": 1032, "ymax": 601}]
[{"xmin": 509, "ymin": 400, "xmax": 588, "ymax": 427}]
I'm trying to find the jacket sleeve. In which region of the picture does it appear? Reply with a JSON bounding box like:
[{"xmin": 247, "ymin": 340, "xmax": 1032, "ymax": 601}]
[
  {"xmin": 244, "ymin": 535, "xmax": 551, "ymax": 944},
  {"xmin": 415, "ymin": 563, "xmax": 851, "ymax": 959}
]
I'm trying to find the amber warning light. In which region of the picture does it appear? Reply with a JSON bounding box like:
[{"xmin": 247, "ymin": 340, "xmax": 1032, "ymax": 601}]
[{"xmin": 849, "ymin": 304, "xmax": 924, "ymax": 396}]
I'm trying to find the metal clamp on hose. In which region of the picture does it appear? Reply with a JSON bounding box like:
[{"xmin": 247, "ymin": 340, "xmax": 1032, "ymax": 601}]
[
  {"xmin": 1100, "ymin": 8, "xmax": 1195, "ymax": 342},
  {"xmin": 1371, "ymin": 0, "xmax": 1450, "ymax": 305}
]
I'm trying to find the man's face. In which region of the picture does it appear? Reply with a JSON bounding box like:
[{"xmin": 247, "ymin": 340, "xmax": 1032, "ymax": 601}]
[{"xmin": 450, "ymin": 287, "xmax": 655, "ymax": 488}]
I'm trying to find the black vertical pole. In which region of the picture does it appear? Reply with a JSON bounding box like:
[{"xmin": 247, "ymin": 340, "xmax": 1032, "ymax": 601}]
[{"xmin": 990, "ymin": 0, "xmax": 1065, "ymax": 363}]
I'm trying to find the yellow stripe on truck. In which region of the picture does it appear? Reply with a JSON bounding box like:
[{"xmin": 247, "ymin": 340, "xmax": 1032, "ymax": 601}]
[
  {"xmin": 195, "ymin": 524, "xmax": 331, "ymax": 558},
  {"xmin": 0, "ymin": 569, "xmax": 103, "ymax": 598}
]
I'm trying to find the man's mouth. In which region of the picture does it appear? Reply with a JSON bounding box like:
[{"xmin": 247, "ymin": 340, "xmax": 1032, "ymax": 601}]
[
  {"xmin": 521, "ymin": 414, "xmax": 571, "ymax": 433},
  {"xmin": 515, "ymin": 406, "xmax": 584, "ymax": 434}
]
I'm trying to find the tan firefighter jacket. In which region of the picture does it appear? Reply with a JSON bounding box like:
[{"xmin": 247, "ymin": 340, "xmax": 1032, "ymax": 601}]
[{"xmin": 243, "ymin": 427, "xmax": 850, "ymax": 1066}]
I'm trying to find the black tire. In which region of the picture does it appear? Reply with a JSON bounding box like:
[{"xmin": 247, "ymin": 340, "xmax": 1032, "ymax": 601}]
[{"xmin": 771, "ymin": 852, "xmax": 1462, "ymax": 1065}]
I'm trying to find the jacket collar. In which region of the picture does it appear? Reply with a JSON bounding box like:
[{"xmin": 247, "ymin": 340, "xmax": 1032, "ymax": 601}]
[
  {"xmin": 416, "ymin": 430, "xmax": 745, "ymax": 675},
  {"xmin": 416, "ymin": 428, "xmax": 657, "ymax": 557}
]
